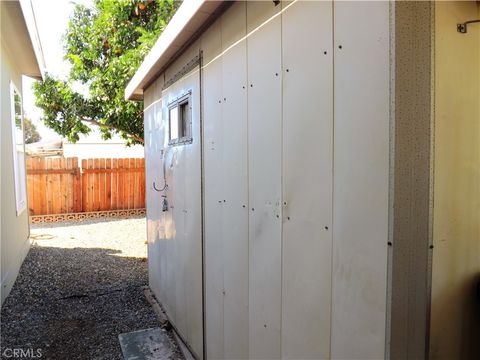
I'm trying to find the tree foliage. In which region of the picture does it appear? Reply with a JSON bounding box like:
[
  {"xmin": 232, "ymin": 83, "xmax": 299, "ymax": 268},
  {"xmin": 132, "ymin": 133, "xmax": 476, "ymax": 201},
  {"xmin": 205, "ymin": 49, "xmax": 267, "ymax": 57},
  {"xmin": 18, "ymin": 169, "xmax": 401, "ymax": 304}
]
[
  {"xmin": 33, "ymin": 0, "xmax": 179, "ymax": 145},
  {"xmin": 24, "ymin": 117, "xmax": 41, "ymax": 144}
]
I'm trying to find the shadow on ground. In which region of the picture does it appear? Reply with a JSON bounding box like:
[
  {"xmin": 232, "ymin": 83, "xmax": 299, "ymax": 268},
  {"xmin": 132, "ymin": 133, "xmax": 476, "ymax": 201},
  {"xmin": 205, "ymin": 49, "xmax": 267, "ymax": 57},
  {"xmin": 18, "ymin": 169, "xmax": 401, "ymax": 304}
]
[{"xmin": 0, "ymin": 245, "xmax": 158, "ymax": 359}]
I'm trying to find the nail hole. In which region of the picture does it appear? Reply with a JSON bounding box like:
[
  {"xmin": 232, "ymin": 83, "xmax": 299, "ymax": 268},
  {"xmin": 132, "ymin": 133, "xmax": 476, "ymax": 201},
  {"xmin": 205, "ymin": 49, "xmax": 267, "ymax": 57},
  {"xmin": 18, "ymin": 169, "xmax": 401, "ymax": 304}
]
[
  {"xmin": 250, "ymin": 84, "xmax": 253, "ymax": 87},
  {"xmin": 325, "ymin": 226, "xmax": 328, "ymax": 230},
  {"xmin": 275, "ymin": 73, "xmax": 278, "ymax": 76},
  {"xmin": 338, "ymin": 45, "xmax": 342, "ymax": 49},
  {"xmin": 242, "ymin": 205, "xmax": 246, "ymax": 208},
  {"xmin": 388, "ymin": 242, "xmax": 392, "ymax": 246},
  {"xmin": 287, "ymin": 217, "xmax": 290, "ymax": 220},
  {"xmin": 429, "ymin": 245, "xmax": 434, "ymax": 249},
  {"xmin": 276, "ymin": 215, "xmax": 279, "ymax": 218},
  {"xmin": 286, "ymin": 69, "xmax": 290, "ymax": 72},
  {"xmin": 251, "ymin": 208, "xmax": 255, "ymax": 211},
  {"xmin": 324, "ymin": 51, "xmax": 327, "ymax": 55}
]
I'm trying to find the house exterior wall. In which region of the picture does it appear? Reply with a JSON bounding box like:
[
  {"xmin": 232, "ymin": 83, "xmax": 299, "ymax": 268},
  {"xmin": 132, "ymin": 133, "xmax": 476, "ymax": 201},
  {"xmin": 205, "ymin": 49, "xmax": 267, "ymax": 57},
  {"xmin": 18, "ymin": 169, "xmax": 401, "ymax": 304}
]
[
  {"xmin": 430, "ymin": 2, "xmax": 480, "ymax": 359},
  {"xmin": 0, "ymin": 36, "xmax": 31, "ymax": 306},
  {"xmin": 143, "ymin": 1, "xmax": 391, "ymax": 359}
]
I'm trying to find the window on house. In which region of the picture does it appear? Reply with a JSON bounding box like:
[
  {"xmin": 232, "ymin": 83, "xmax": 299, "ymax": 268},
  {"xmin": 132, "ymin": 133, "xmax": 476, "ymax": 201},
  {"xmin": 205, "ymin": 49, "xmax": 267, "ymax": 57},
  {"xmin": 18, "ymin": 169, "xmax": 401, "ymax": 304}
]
[
  {"xmin": 10, "ymin": 83, "xmax": 27, "ymax": 215},
  {"xmin": 168, "ymin": 92, "xmax": 192, "ymax": 145}
]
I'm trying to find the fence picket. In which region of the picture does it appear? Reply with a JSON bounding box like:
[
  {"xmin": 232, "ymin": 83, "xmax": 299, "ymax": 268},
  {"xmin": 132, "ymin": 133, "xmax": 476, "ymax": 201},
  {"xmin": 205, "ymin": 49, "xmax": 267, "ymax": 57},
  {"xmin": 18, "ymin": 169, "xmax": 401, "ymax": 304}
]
[
  {"xmin": 106, "ymin": 159, "xmax": 112, "ymax": 210},
  {"xmin": 40, "ymin": 158, "xmax": 47, "ymax": 215},
  {"xmin": 129, "ymin": 158, "xmax": 135, "ymax": 210},
  {"xmin": 111, "ymin": 159, "xmax": 118, "ymax": 210}
]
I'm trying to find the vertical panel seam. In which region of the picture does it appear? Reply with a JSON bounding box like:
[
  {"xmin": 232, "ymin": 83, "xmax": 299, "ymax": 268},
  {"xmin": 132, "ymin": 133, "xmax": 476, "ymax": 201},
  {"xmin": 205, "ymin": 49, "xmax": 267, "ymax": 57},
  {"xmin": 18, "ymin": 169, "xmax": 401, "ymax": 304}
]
[
  {"xmin": 245, "ymin": 2, "xmax": 251, "ymax": 357},
  {"xmin": 329, "ymin": 1, "xmax": 335, "ymax": 358},
  {"xmin": 385, "ymin": 1, "xmax": 396, "ymax": 358},
  {"xmin": 279, "ymin": 1, "xmax": 284, "ymax": 358},
  {"xmin": 199, "ymin": 49, "xmax": 207, "ymax": 360},
  {"xmin": 425, "ymin": 2, "xmax": 435, "ymax": 357}
]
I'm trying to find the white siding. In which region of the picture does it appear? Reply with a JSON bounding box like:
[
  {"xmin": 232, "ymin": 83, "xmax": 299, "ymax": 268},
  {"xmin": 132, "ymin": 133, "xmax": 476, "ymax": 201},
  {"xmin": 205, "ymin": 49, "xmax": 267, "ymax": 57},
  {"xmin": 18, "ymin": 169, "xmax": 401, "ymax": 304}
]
[
  {"xmin": 281, "ymin": 1, "xmax": 333, "ymax": 358},
  {"xmin": 331, "ymin": 1, "xmax": 390, "ymax": 358},
  {"xmin": 246, "ymin": 2, "xmax": 283, "ymax": 358},
  {"xmin": 202, "ymin": 18, "xmax": 225, "ymax": 360},
  {"xmin": 220, "ymin": 3, "xmax": 249, "ymax": 359},
  {"xmin": 144, "ymin": 1, "xmax": 392, "ymax": 359}
]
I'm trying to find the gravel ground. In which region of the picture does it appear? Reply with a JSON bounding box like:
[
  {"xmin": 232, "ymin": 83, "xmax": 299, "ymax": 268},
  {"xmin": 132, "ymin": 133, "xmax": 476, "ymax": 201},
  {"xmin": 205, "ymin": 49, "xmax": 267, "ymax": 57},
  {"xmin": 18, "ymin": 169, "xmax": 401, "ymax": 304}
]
[{"xmin": 0, "ymin": 217, "xmax": 183, "ymax": 360}]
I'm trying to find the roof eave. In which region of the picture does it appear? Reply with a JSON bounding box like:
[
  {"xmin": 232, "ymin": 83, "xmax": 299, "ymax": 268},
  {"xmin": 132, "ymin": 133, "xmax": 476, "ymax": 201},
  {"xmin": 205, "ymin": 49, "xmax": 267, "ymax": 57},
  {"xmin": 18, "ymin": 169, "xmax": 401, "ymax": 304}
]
[
  {"xmin": 125, "ymin": 0, "xmax": 226, "ymax": 101},
  {"xmin": 19, "ymin": 0, "xmax": 46, "ymax": 79}
]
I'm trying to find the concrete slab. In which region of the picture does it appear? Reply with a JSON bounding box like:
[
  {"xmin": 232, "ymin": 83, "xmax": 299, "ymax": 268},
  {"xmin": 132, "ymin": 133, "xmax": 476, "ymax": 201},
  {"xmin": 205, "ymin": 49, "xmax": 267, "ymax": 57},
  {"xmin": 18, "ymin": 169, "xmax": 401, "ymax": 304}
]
[{"xmin": 118, "ymin": 328, "xmax": 177, "ymax": 360}]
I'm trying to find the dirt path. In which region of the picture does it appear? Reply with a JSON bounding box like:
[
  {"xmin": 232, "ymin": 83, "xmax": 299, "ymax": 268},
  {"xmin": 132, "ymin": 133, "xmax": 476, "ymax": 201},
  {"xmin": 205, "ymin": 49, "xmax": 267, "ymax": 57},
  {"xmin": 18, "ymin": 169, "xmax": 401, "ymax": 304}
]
[{"xmin": 0, "ymin": 217, "xmax": 180, "ymax": 359}]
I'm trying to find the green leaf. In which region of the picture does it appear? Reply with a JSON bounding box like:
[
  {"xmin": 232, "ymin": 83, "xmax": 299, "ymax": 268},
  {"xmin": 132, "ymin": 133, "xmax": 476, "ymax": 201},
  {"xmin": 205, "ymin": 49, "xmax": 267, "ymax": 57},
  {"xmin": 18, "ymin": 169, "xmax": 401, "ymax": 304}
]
[{"xmin": 33, "ymin": 0, "xmax": 180, "ymax": 145}]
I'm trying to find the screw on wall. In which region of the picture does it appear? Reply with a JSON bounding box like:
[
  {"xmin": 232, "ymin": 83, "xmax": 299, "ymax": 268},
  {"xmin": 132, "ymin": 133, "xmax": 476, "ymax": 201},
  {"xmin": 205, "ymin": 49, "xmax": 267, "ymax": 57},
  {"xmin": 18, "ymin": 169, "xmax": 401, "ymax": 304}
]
[{"xmin": 457, "ymin": 19, "xmax": 480, "ymax": 33}]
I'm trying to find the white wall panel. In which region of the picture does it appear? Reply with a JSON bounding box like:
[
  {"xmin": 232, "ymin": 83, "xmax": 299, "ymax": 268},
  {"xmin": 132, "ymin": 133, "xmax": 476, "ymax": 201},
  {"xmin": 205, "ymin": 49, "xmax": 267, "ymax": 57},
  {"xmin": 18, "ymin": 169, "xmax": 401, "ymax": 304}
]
[
  {"xmin": 246, "ymin": 2, "xmax": 282, "ymax": 358},
  {"xmin": 281, "ymin": 1, "xmax": 333, "ymax": 359},
  {"xmin": 145, "ymin": 76, "xmax": 165, "ymax": 303},
  {"xmin": 202, "ymin": 19, "xmax": 225, "ymax": 360},
  {"xmin": 182, "ymin": 68, "xmax": 203, "ymax": 356},
  {"xmin": 159, "ymin": 64, "xmax": 203, "ymax": 359},
  {"xmin": 220, "ymin": 2, "xmax": 249, "ymax": 359},
  {"xmin": 332, "ymin": 1, "xmax": 390, "ymax": 358}
]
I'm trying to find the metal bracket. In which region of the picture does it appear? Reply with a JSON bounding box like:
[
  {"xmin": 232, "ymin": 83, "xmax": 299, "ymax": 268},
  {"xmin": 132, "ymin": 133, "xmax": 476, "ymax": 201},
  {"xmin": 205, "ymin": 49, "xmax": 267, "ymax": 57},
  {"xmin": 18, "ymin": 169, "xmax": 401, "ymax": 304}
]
[
  {"xmin": 153, "ymin": 181, "xmax": 168, "ymax": 192},
  {"xmin": 457, "ymin": 19, "xmax": 480, "ymax": 33}
]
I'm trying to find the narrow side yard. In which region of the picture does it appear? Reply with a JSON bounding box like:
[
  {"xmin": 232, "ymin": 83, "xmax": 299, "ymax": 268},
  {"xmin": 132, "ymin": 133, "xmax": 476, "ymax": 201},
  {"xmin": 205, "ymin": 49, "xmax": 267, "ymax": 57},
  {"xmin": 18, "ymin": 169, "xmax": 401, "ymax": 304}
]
[{"xmin": 0, "ymin": 218, "xmax": 179, "ymax": 359}]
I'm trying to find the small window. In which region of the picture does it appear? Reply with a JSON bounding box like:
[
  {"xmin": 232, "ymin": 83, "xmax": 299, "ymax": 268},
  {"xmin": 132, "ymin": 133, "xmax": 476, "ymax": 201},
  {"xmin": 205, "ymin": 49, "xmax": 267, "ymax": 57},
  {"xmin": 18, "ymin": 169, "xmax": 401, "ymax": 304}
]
[
  {"xmin": 168, "ymin": 92, "xmax": 192, "ymax": 145},
  {"xmin": 10, "ymin": 83, "xmax": 27, "ymax": 215}
]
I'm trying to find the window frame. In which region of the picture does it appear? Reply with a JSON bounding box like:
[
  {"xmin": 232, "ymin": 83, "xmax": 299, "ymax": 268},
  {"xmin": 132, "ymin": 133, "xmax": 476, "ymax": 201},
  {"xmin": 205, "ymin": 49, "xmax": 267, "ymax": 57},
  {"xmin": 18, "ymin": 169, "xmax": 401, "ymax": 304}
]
[
  {"xmin": 168, "ymin": 91, "xmax": 193, "ymax": 146},
  {"xmin": 10, "ymin": 82, "xmax": 27, "ymax": 216}
]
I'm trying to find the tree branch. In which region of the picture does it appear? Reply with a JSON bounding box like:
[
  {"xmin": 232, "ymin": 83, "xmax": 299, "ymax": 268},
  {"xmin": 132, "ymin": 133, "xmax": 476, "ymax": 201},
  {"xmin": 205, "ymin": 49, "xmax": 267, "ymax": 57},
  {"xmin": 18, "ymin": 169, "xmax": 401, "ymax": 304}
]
[{"xmin": 81, "ymin": 118, "xmax": 144, "ymax": 144}]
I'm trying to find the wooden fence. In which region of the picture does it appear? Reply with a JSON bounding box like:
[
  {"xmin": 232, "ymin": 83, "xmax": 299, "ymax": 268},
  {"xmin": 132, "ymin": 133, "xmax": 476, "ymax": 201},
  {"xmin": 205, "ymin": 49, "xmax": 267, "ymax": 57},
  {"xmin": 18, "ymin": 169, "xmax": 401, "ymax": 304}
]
[{"xmin": 26, "ymin": 157, "xmax": 145, "ymax": 216}]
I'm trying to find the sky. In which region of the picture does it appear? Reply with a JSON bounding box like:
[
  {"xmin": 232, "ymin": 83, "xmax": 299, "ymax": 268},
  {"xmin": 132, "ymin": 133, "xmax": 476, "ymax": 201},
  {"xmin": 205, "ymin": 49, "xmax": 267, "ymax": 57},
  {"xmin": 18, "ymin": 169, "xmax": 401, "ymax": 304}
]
[{"xmin": 23, "ymin": 0, "xmax": 92, "ymax": 142}]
